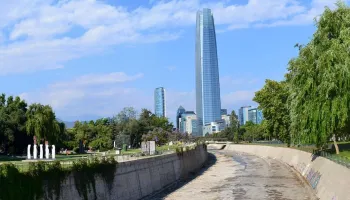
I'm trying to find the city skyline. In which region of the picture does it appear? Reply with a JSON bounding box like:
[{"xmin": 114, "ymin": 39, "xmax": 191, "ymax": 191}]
[
  {"xmin": 195, "ymin": 8, "xmax": 222, "ymax": 136},
  {"xmin": 0, "ymin": 0, "xmax": 340, "ymax": 124}
]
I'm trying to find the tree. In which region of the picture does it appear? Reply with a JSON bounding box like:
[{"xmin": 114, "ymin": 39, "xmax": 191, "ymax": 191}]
[
  {"xmin": 0, "ymin": 95, "xmax": 30, "ymax": 154},
  {"xmin": 142, "ymin": 127, "xmax": 169, "ymax": 146},
  {"xmin": 25, "ymin": 104, "xmax": 61, "ymax": 144},
  {"xmin": 287, "ymin": 2, "xmax": 350, "ymax": 153},
  {"xmin": 229, "ymin": 110, "xmax": 239, "ymax": 130},
  {"xmin": 254, "ymin": 80, "xmax": 291, "ymax": 146}
]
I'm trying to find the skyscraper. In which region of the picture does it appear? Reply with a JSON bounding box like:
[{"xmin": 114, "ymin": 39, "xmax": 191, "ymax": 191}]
[
  {"xmin": 176, "ymin": 106, "xmax": 186, "ymax": 130},
  {"xmin": 248, "ymin": 108, "xmax": 264, "ymax": 124},
  {"xmin": 239, "ymin": 106, "xmax": 251, "ymax": 125},
  {"xmin": 154, "ymin": 87, "xmax": 166, "ymax": 117},
  {"xmin": 195, "ymin": 8, "xmax": 222, "ymax": 136}
]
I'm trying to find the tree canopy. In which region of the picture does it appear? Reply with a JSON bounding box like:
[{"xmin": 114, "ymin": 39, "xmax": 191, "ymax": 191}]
[
  {"xmin": 253, "ymin": 80, "xmax": 291, "ymax": 145},
  {"xmin": 287, "ymin": 2, "xmax": 350, "ymax": 148}
]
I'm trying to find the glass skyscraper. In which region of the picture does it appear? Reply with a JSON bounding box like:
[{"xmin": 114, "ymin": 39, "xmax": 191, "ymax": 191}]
[
  {"xmin": 154, "ymin": 87, "xmax": 166, "ymax": 118},
  {"xmin": 239, "ymin": 106, "xmax": 251, "ymax": 125},
  {"xmin": 248, "ymin": 108, "xmax": 264, "ymax": 124},
  {"xmin": 176, "ymin": 106, "xmax": 186, "ymax": 130},
  {"xmin": 195, "ymin": 8, "xmax": 222, "ymax": 136}
]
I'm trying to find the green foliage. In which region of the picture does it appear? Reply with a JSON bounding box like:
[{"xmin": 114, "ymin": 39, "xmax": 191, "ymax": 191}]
[
  {"xmin": 73, "ymin": 147, "xmax": 79, "ymax": 153},
  {"xmin": 122, "ymin": 144, "xmax": 128, "ymax": 151},
  {"xmin": 185, "ymin": 146, "xmax": 190, "ymax": 152},
  {"xmin": 142, "ymin": 127, "xmax": 170, "ymax": 146},
  {"xmin": 0, "ymin": 94, "xmax": 32, "ymax": 154},
  {"xmin": 175, "ymin": 147, "xmax": 184, "ymax": 156},
  {"xmin": 229, "ymin": 110, "xmax": 239, "ymax": 131},
  {"xmin": 26, "ymin": 103, "xmax": 61, "ymax": 144},
  {"xmin": 254, "ymin": 80, "xmax": 291, "ymax": 145},
  {"xmin": 72, "ymin": 156, "xmax": 118, "ymax": 200},
  {"xmin": 286, "ymin": 2, "xmax": 350, "ymax": 147},
  {"xmin": 0, "ymin": 161, "xmax": 68, "ymax": 200},
  {"xmin": 241, "ymin": 121, "xmax": 264, "ymax": 142}
]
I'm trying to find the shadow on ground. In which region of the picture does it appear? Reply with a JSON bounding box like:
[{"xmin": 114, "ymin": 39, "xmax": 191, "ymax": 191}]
[{"xmin": 141, "ymin": 152, "xmax": 217, "ymax": 200}]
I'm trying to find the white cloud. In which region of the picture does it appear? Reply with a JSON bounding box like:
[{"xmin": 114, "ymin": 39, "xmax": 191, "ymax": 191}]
[
  {"xmin": 255, "ymin": 0, "xmax": 342, "ymax": 27},
  {"xmin": 166, "ymin": 66, "xmax": 177, "ymax": 71},
  {"xmin": 51, "ymin": 72, "xmax": 143, "ymax": 87},
  {"xmin": 20, "ymin": 70, "xmax": 258, "ymax": 122},
  {"xmin": 221, "ymin": 90, "xmax": 258, "ymax": 111},
  {"xmin": 0, "ymin": 0, "xmax": 340, "ymax": 75},
  {"xmin": 21, "ymin": 72, "xmax": 144, "ymax": 113}
]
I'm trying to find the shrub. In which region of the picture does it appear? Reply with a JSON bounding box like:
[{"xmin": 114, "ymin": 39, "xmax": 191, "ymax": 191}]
[{"xmin": 73, "ymin": 147, "xmax": 79, "ymax": 153}]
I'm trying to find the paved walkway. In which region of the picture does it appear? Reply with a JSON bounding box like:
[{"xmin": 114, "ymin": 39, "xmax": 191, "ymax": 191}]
[{"xmin": 148, "ymin": 149, "xmax": 318, "ymax": 200}]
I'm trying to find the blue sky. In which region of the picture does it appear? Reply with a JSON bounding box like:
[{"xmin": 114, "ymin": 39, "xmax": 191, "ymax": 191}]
[{"xmin": 0, "ymin": 0, "xmax": 343, "ymax": 123}]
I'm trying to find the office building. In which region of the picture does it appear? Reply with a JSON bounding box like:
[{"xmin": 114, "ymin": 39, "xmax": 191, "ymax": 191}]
[
  {"xmin": 221, "ymin": 114, "xmax": 230, "ymax": 127},
  {"xmin": 195, "ymin": 8, "xmax": 222, "ymax": 136},
  {"xmin": 176, "ymin": 106, "xmax": 186, "ymax": 130},
  {"xmin": 203, "ymin": 120, "xmax": 226, "ymax": 135},
  {"xmin": 179, "ymin": 111, "xmax": 197, "ymax": 135},
  {"xmin": 239, "ymin": 106, "xmax": 251, "ymax": 125},
  {"xmin": 248, "ymin": 108, "xmax": 264, "ymax": 124},
  {"xmin": 221, "ymin": 109, "xmax": 228, "ymax": 115},
  {"xmin": 154, "ymin": 87, "xmax": 166, "ymax": 117}
]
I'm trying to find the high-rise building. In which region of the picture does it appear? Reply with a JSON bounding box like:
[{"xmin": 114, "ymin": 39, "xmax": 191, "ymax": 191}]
[
  {"xmin": 179, "ymin": 111, "xmax": 197, "ymax": 135},
  {"xmin": 248, "ymin": 108, "xmax": 264, "ymax": 124},
  {"xmin": 195, "ymin": 8, "xmax": 222, "ymax": 136},
  {"xmin": 220, "ymin": 109, "xmax": 227, "ymax": 115},
  {"xmin": 257, "ymin": 109, "xmax": 264, "ymax": 124},
  {"xmin": 221, "ymin": 114, "xmax": 230, "ymax": 127},
  {"xmin": 176, "ymin": 106, "xmax": 186, "ymax": 130},
  {"xmin": 154, "ymin": 87, "xmax": 166, "ymax": 117},
  {"xmin": 239, "ymin": 106, "xmax": 251, "ymax": 125}
]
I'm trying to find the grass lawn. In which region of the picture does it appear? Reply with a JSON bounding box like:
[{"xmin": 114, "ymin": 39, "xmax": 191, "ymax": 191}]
[
  {"xmin": 0, "ymin": 144, "xmax": 185, "ymax": 163},
  {"xmin": 0, "ymin": 156, "xmax": 25, "ymax": 162},
  {"xmin": 337, "ymin": 150, "xmax": 350, "ymax": 160}
]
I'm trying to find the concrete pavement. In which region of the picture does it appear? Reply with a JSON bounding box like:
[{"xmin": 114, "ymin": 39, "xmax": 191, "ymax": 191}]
[{"xmin": 148, "ymin": 148, "xmax": 317, "ymax": 200}]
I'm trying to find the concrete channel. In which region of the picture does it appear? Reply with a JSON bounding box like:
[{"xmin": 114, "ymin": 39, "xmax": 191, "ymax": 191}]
[{"xmin": 147, "ymin": 145, "xmax": 318, "ymax": 200}]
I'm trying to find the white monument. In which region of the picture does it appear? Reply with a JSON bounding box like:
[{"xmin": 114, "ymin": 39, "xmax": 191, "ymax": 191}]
[
  {"xmin": 45, "ymin": 145, "xmax": 49, "ymax": 159},
  {"xmin": 40, "ymin": 144, "xmax": 43, "ymax": 159},
  {"xmin": 27, "ymin": 145, "xmax": 31, "ymax": 159},
  {"xmin": 149, "ymin": 141, "xmax": 156, "ymax": 155},
  {"xmin": 33, "ymin": 144, "xmax": 37, "ymax": 159},
  {"xmin": 52, "ymin": 145, "xmax": 56, "ymax": 159}
]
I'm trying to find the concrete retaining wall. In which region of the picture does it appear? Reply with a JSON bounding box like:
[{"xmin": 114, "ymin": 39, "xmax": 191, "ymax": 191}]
[
  {"xmin": 48, "ymin": 145, "xmax": 207, "ymax": 200},
  {"xmin": 221, "ymin": 144, "xmax": 350, "ymax": 200}
]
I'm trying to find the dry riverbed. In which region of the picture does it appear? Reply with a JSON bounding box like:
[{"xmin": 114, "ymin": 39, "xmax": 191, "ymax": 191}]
[{"xmin": 145, "ymin": 148, "xmax": 318, "ymax": 200}]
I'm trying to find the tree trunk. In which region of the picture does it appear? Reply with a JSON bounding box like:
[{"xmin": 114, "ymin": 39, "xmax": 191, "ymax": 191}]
[{"xmin": 333, "ymin": 134, "xmax": 340, "ymax": 155}]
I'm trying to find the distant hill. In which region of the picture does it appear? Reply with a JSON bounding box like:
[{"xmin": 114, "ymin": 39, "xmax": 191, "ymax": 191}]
[{"xmin": 57, "ymin": 118, "xmax": 75, "ymax": 129}]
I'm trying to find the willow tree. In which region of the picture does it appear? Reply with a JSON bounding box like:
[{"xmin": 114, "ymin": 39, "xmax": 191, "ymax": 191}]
[
  {"xmin": 26, "ymin": 103, "xmax": 60, "ymax": 144},
  {"xmin": 287, "ymin": 1, "xmax": 350, "ymax": 153}
]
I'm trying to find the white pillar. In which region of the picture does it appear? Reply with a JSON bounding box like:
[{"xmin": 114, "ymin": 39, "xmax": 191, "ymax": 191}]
[
  {"xmin": 39, "ymin": 144, "xmax": 43, "ymax": 159},
  {"xmin": 45, "ymin": 145, "xmax": 49, "ymax": 159},
  {"xmin": 52, "ymin": 145, "xmax": 56, "ymax": 159},
  {"xmin": 27, "ymin": 145, "xmax": 31, "ymax": 159},
  {"xmin": 33, "ymin": 144, "xmax": 37, "ymax": 159}
]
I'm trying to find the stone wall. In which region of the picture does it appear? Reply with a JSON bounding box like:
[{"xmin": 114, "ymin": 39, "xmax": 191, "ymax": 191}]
[
  {"xmin": 46, "ymin": 145, "xmax": 207, "ymax": 200},
  {"xmin": 220, "ymin": 144, "xmax": 350, "ymax": 200}
]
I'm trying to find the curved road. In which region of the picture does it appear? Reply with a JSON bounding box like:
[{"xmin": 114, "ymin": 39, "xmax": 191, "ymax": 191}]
[{"xmin": 147, "ymin": 148, "xmax": 318, "ymax": 200}]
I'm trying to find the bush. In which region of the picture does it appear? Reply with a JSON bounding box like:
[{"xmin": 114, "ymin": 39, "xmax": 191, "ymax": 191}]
[
  {"xmin": 185, "ymin": 146, "xmax": 190, "ymax": 152},
  {"xmin": 73, "ymin": 147, "xmax": 79, "ymax": 153}
]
